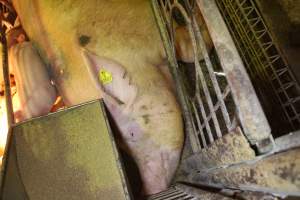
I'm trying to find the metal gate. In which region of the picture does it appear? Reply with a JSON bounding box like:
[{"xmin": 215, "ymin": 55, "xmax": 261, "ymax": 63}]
[
  {"xmin": 216, "ymin": 0, "xmax": 300, "ymax": 136},
  {"xmin": 151, "ymin": 0, "xmax": 273, "ymax": 154}
]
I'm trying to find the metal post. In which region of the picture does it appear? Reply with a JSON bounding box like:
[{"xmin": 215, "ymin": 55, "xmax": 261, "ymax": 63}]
[
  {"xmin": 196, "ymin": 0, "xmax": 273, "ymax": 153},
  {"xmin": 0, "ymin": 24, "xmax": 14, "ymax": 193}
]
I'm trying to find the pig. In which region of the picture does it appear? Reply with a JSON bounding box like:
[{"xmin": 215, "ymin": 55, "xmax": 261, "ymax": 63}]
[
  {"xmin": 10, "ymin": 0, "xmax": 199, "ymax": 195},
  {"xmin": 8, "ymin": 41, "xmax": 57, "ymax": 122},
  {"xmin": 0, "ymin": 26, "xmax": 57, "ymax": 122}
]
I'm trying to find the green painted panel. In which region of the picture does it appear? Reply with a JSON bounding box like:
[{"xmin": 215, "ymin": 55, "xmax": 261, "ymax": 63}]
[{"xmin": 2, "ymin": 100, "xmax": 130, "ymax": 200}]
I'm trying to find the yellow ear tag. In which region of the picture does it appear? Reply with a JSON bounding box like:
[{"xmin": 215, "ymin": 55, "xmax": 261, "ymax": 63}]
[{"xmin": 98, "ymin": 69, "xmax": 113, "ymax": 84}]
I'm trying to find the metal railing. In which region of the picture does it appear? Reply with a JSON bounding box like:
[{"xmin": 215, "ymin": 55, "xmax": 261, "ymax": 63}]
[
  {"xmin": 216, "ymin": 0, "xmax": 300, "ymax": 135},
  {"xmin": 148, "ymin": 186, "xmax": 195, "ymax": 200},
  {"xmin": 151, "ymin": 0, "xmax": 273, "ymax": 153}
]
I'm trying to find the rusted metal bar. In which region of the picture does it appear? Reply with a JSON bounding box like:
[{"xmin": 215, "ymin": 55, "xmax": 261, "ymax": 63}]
[
  {"xmin": 191, "ymin": 102, "xmax": 207, "ymax": 148},
  {"xmin": 200, "ymin": 86, "xmax": 231, "ymax": 130},
  {"xmin": 178, "ymin": 2, "xmax": 223, "ymax": 139},
  {"xmin": 196, "ymin": 0, "xmax": 272, "ymax": 152},
  {"xmin": 189, "ymin": 4, "xmax": 232, "ymax": 132},
  {"xmin": 0, "ymin": 23, "xmax": 14, "ymax": 194},
  {"xmin": 0, "ymin": 25, "xmax": 13, "ymax": 127},
  {"xmin": 151, "ymin": 0, "xmax": 200, "ymax": 153},
  {"xmin": 149, "ymin": 183, "xmax": 235, "ymax": 199},
  {"xmin": 184, "ymin": 19, "xmax": 224, "ymax": 140},
  {"xmin": 195, "ymin": 93, "xmax": 214, "ymax": 144},
  {"xmin": 217, "ymin": 0, "xmax": 300, "ymax": 132},
  {"xmin": 186, "ymin": 147, "xmax": 300, "ymax": 197}
]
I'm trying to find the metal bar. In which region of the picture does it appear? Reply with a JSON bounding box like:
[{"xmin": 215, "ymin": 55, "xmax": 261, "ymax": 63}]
[
  {"xmin": 181, "ymin": 15, "xmax": 223, "ymax": 138},
  {"xmin": 219, "ymin": 0, "xmax": 275, "ymax": 125},
  {"xmin": 216, "ymin": 0, "xmax": 296, "ymax": 130},
  {"xmin": 200, "ymin": 86, "xmax": 231, "ymax": 130},
  {"xmin": 187, "ymin": 148, "xmax": 300, "ymax": 197},
  {"xmin": 149, "ymin": 187, "xmax": 177, "ymax": 199},
  {"xmin": 0, "ymin": 24, "xmax": 14, "ymax": 194},
  {"xmin": 222, "ymin": 0, "xmax": 288, "ymax": 116},
  {"xmin": 240, "ymin": 1, "xmax": 300, "ymax": 126},
  {"xmin": 0, "ymin": 25, "xmax": 13, "ymax": 130},
  {"xmin": 189, "ymin": 102, "xmax": 203, "ymax": 149},
  {"xmin": 235, "ymin": 0, "xmax": 300, "ymax": 123},
  {"xmin": 191, "ymin": 15, "xmax": 232, "ymax": 132},
  {"xmin": 191, "ymin": 102, "xmax": 207, "ymax": 148},
  {"xmin": 244, "ymin": 0, "xmax": 300, "ymax": 125},
  {"xmin": 148, "ymin": 189, "xmax": 184, "ymax": 199},
  {"xmin": 195, "ymin": 93, "xmax": 214, "ymax": 143},
  {"xmin": 151, "ymin": 0, "xmax": 200, "ymax": 152},
  {"xmin": 196, "ymin": 0, "xmax": 272, "ymax": 151},
  {"xmin": 173, "ymin": 4, "xmax": 224, "ymax": 139}
]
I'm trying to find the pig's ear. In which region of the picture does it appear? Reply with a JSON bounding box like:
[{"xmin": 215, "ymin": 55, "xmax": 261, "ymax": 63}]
[
  {"xmin": 81, "ymin": 49, "xmax": 103, "ymax": 91},
  {"xmin": 81, "ymin": 49, "xmax": 138, "ymax": 110}
]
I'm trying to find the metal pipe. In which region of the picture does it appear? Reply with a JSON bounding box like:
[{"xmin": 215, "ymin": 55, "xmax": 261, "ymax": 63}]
[
  {"xmin": 1, "ymin": 25, "xmax": 14, "ymax": 126},
  {"xmin": 151, "ymin": 0, "xmax": 200, "ymax": 153},
  {"xmin": 0, "ymin": 20, "xmax": 14, "ymax": 194}
]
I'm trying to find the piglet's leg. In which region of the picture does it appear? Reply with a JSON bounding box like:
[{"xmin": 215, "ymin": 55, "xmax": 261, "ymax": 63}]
[{"xmin": 9, "ymin": 42, "xmax": 57, "ymax": 122}]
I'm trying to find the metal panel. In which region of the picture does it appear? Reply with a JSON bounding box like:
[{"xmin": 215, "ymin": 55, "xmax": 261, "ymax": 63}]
[
  {"xmin": 151, "ymin": 0, "xmax": 272, "ymax": 153},
  {"xmin": 148, "ymin": 184, "xmax": 234, "ymax": 200},
  {"xmin": 0, "ymin": 100, "xmax": 131, "ymax": 200},
  {"xmin": 216, "ymin": 0, "xmax": 300, "ymax": 134}
]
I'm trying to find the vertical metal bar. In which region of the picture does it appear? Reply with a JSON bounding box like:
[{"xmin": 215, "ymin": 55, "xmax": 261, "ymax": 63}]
[
  {"xmin": 196, "ymin": 0, "xmax": 272, "ymax": 152},
  {"xmin": 194, "ymin": 94, "xmax": 213, "ymax": 143},
  {"xmin": 0, "ymin": 24, "xmax": 14, "ymax": 193},
  {"xmin": 191, "ymin": 14, "xmax": 232, "ymax": 131},
  {"xmin": 180, "ymin": 10, "xmax": 223, "ymax": 139},
  {"xmin": 236, "ymin": 0, "xmax": 300, "ymax": 125},
  {"xmin": 189, "ymin": 100, "xmax": 203, "ymax": 149},
  {"xmin": 217, "ymin": 0, "xmax": 284, "ymax": 123},
  {"xmin": 199, "ymin": 85, "xmax": 232, "ymax": 129},
  {"xmin": 218, "ymin": 0, "xmax": 300, "ymax": 130},
  {"xmin": 151, "ymin": 0, "xmax": 200, "ymax": 153},
  {"xmin": 191, "ymin": 102, "xmax": 207, "ymax": 147},
  {"xmin": 0, "ymin": 27, "xmax": 13, "ymax": 128}
]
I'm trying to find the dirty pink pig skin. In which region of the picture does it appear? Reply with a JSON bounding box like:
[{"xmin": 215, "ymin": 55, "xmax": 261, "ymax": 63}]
[
  {"xmin": 12, "ymin": 0, "xmax": 187, "ymax": 194},
  {"xmin": 8, "ymin": 40, "xmax": 57, "ymax": 122}
]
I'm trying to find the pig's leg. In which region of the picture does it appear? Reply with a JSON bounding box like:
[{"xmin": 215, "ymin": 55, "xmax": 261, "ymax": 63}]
[
  {"xmin": 83, "ymin": 50, "xmax": 183, "ymax": 195},
  {"xmin": 175, "ymin": 22, "xmax": 213, "ymax": 63},
  {"xmin": 158, "ymin": 26, "xmax": 197, "ymax": 91},
  {"xmin": 175, "ymin": 26, "xmax": 195, "ymax": 63},
  {"xmin": 9, "ymin": 42, "xmax": 57, "ymax": 122}
]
